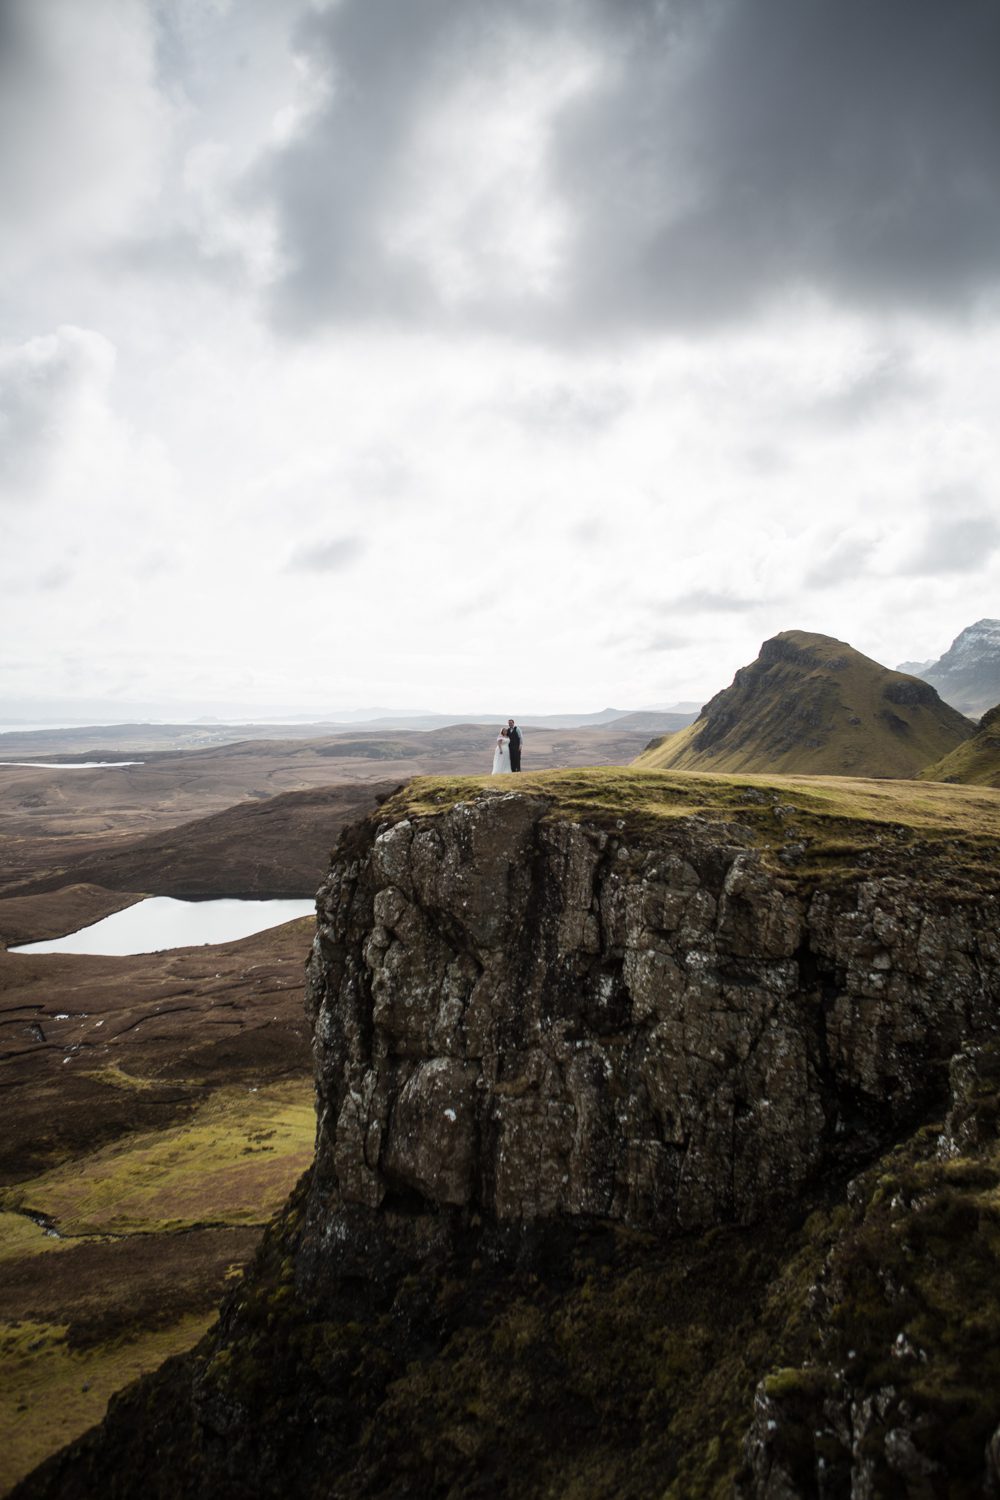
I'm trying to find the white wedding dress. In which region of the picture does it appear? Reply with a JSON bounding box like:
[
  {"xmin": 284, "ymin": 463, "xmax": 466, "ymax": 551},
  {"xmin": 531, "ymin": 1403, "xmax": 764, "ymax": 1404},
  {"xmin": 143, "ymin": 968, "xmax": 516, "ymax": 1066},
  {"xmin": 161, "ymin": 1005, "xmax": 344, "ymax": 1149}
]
[{"xmin": 492, "ymin": 734, "xmax": 511, "ymax": 774}]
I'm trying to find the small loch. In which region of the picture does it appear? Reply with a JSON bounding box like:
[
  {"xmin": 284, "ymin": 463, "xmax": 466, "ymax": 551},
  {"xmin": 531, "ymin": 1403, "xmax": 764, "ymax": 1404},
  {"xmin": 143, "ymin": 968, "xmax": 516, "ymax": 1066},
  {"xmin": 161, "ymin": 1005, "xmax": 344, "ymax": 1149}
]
[
  {"xmin": 11, "ymin": 896, "xmax": 315, "ymax": 955},
  {"xmin": 0, "ymin": 761, "xmax": 144, "ymax": 769}
]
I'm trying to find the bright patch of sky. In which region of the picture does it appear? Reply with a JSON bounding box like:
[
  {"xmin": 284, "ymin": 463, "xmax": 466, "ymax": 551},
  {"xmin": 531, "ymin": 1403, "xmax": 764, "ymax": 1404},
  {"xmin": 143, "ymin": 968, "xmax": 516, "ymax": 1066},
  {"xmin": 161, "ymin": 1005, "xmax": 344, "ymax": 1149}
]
[{"xmin": 2, "ymin": 0, "xmax": 999, "ymax": 719}]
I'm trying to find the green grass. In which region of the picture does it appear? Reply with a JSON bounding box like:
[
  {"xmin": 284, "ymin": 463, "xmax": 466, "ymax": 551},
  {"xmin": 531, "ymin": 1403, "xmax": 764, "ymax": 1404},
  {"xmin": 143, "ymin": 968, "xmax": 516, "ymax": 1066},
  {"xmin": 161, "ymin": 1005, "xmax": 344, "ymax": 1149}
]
[
  {"xmin": 0, "ymin": 1313, "xmax": 215, "ymax": 1494},
  {"xmin": 0, "ymin": 1078, "xmax": 315, "ymax": 1493},
  {"xmin": 0, "ymin": 1082, "xmax": 314, "ymax": 1239},
  {"xmin": 921, "ymin": 708, "xmax": 1000, "ymax": 786},
  {"xmin": 382, "ymin": 767, "xmax": 1000, "ymax": 890}
]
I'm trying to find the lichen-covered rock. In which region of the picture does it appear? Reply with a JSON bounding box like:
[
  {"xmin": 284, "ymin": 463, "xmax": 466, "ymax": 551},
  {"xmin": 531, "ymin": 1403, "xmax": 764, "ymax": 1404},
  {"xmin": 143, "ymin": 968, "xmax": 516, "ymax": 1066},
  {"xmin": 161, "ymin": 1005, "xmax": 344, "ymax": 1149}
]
[
  {"xmin": 16, "ymin": 780, "xmax": 1000, "ymax": 1500},
  {"xmin": 302, "ymin": 789, "xmax": 1000, "ymax": 1271},
  {"xmin": 738, "ymin": 1040, "xmax": 1000, "ymax": 1498}
]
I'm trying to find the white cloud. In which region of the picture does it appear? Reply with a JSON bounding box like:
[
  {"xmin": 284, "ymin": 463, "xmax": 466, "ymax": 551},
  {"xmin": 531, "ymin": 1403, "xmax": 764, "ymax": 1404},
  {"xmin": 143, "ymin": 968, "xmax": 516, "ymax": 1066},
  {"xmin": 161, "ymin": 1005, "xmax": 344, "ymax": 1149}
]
[
  {"xmin": 0, "ymin": 327, "xmax": 117, "ymax": 503},
  {"xmin": 2, "ymin": 2, "xmax": 1000, "ymax": 719},
  {"xmin": 0, "ymin": 0, "xmax": 172, "ymax": 276}
]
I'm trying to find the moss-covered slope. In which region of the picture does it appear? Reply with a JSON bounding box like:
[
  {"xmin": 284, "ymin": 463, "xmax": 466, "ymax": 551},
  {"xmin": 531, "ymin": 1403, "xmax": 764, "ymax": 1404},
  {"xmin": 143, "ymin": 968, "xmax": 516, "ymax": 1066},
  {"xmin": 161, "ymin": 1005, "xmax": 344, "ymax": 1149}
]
[
  {"xmin": 920, "ymin": 702, "xmax": 1000, "ymax": 786},
  {"xmin": 18, "ymin": 1045, "xmax": 1000, "ymax": 1500},
  {"xmin": 637, "ymin": 629, "xmax": 973, "ymax": 777}
]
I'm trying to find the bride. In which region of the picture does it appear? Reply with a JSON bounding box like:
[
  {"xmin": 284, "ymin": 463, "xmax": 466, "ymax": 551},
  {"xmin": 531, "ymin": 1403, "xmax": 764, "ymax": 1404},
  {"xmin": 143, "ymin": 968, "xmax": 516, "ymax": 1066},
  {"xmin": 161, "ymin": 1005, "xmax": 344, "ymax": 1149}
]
[{"xmin": 491, "ymin": 726, "xmax": 511, "ymax": 774}]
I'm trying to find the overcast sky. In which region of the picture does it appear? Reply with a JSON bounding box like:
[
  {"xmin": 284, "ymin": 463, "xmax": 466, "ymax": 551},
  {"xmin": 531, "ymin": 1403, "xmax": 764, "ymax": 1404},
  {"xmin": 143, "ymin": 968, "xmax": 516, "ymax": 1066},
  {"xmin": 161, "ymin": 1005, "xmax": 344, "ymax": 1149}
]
[{"xmin": 2, "ymin": 0, "xmax": 999, "ymax": 719}]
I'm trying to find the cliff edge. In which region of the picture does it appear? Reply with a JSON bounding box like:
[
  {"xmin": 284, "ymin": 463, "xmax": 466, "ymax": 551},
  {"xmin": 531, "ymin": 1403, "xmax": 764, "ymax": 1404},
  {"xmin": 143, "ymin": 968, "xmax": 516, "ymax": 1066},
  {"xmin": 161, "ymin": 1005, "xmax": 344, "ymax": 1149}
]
[{"xmin": 16, "ymin": 770, "xmax": 1000, "ymax": 1500}]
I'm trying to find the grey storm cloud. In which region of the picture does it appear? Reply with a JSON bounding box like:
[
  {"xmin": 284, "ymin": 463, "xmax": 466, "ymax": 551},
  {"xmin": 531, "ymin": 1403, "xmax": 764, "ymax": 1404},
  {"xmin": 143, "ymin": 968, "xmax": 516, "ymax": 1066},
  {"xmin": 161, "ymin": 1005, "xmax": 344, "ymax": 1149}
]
[
  {"xmin": 256, "ymin": 0, "xmax": 1000, "ymax": 339},
  {"xmin": 287, "ymin": 536, "xmax": 367, "ymax": 572}
]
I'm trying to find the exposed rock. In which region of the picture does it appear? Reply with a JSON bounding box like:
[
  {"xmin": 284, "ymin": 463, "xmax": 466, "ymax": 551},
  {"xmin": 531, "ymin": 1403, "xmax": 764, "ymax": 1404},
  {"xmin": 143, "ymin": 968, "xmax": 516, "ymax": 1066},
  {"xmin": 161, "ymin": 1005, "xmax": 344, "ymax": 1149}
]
[
  {"xmin": 739, "ymin": 1039, "xmax": 1000, "ymax": 1498},
  {"xmin": 14, "ymin": 780, "xmax": 1000, "ymax": 1500},
  {"xmin": 301, "ymin": 791, "xmax": 999, "ymax": 1265}
]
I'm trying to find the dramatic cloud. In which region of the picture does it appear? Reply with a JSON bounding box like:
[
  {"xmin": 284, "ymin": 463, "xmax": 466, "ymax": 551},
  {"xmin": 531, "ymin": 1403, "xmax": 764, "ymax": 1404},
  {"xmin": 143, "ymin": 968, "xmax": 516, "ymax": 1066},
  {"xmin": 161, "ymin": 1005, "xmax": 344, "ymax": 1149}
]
[
  {"xmin": 0, "ymin": 0, "xmax": 170, "ymax": 277},
  {"xmin": 1, "ymin": 1, "xmax": 999, "ymax": 719},
  {"xmin": 257, "ymin": 0, "xmax": 1000, "ymax": 339}
]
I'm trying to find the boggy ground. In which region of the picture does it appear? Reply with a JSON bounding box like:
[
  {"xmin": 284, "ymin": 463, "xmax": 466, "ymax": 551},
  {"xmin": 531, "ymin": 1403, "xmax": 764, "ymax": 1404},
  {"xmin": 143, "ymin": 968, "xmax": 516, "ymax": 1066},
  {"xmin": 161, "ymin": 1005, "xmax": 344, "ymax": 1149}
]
[{"xmin": 0, "ymin": 911, "xmax": 317, "ymax": 1493}]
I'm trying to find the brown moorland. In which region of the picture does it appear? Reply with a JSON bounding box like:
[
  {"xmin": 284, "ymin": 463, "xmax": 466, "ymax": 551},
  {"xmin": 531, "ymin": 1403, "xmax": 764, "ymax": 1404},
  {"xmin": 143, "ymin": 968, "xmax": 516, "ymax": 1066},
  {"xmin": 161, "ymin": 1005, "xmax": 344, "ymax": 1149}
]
[
  {"xmin": 0, "ymin": 916, "xmax": 315, "ymax": 1492},
  {"xmin": 0, "ymin": 722, "xmax": 659, "ymax": 1491},
  {"xmin": 0, "ymin": 722, "xmax": 656, "ymax": 896}
]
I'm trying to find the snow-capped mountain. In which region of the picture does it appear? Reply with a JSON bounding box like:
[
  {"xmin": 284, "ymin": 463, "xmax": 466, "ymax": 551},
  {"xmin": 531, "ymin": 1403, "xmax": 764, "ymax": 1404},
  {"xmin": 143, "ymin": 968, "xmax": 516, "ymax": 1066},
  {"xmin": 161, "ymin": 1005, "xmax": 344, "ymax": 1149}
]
[{"xmin": 901, "ymin": 620, "xmax": 1000, "ymax": 719}]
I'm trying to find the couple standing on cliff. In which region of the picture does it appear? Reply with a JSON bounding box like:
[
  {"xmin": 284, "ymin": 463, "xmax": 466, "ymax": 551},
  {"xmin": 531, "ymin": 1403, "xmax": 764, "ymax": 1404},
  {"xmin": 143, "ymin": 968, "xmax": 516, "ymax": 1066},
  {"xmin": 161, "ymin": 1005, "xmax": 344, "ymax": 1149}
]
[{"xmin": 492, "ymin": 719, "xmax": 522, "ymax": 775}]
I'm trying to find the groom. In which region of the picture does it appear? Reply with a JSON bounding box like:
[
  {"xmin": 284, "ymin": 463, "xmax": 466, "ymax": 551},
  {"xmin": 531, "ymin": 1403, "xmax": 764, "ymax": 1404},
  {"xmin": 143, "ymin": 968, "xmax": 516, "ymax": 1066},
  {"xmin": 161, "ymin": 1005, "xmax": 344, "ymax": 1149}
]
[{"xmin": 507, "ymin": 718, "xmax": 522, "ymax": 772}]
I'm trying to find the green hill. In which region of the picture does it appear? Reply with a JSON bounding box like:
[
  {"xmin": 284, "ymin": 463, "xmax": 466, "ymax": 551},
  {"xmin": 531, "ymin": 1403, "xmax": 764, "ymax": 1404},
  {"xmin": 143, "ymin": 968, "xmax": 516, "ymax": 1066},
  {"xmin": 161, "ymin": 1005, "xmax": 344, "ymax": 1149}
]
[
  {"xmin": 920, "ymin": 702, "xmax": 1000, "ymax": 785},
  {"xmin": 637, "ymin": 629, "xmax": 974, "ymax": 777}
]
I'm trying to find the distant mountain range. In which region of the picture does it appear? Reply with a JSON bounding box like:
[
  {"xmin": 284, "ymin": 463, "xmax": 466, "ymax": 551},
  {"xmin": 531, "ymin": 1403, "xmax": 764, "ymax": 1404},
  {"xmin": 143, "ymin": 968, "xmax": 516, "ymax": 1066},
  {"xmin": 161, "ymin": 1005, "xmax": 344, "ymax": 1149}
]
[
  {"xmin": 638, "ymin": 629, "xmax": 974, "ymax": 778},
  {"xmin": 345, "ymin": 707, "xmax": 700, "ymax": 732},
  {"xmin": 897, "ymin": 618, "xmax": 1000, "ymax": 719},
  {"xmin": 0, "ymin": 703, "xmax": 701, "ymax": 736}
]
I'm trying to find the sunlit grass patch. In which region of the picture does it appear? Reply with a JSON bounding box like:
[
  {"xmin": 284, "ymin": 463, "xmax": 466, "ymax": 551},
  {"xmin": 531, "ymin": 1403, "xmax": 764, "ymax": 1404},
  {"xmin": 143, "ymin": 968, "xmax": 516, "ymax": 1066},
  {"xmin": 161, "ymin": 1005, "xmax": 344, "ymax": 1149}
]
[
  {"xmin": 0, "ymin": 1080, "xmax": 315, "ymax": 1238},
  {"xmin": 0, "ymin": 1313, "xmax": 214, "ymax": 1493},
  {"xmin": 0, "ymin": 1214, "xmax": 88, "ymax": 1266}
]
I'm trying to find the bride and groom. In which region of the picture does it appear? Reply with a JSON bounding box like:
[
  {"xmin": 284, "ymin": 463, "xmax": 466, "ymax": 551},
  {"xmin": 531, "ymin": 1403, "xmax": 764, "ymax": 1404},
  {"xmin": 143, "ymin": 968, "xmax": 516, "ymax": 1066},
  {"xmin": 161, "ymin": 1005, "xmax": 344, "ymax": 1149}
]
[{"xmin": 491, "ymin": 718, "xmax": 522, "ymax": 775}]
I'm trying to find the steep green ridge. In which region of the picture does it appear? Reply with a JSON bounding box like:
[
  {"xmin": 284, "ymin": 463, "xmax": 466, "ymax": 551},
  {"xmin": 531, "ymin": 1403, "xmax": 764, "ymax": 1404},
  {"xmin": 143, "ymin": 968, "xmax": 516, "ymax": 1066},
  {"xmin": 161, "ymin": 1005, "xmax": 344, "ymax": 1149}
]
[
  {"xmin": 637, "ymin": 629, "xmax": 973, "ymax": 777},
  {"xmin": 921, "ymin": 702, "xmax": 1000, "ymax": 786}
]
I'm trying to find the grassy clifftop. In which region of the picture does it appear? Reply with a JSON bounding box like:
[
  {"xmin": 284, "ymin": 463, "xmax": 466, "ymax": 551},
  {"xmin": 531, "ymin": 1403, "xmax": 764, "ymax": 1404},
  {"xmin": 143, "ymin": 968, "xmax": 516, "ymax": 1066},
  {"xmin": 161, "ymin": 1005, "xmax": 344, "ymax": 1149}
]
[
  {"xmin": 636, "ymin": 630, "xmax": 973, "ymax": 778},
  {"xmin": 386, "ymin": 765, "xmax": 1000, "ymax": 891}
]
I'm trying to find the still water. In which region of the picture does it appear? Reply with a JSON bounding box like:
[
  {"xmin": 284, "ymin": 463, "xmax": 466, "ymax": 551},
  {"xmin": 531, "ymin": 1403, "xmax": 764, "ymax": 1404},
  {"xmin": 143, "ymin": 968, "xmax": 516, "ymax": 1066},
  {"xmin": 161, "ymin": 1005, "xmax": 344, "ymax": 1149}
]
[
  {"xmin": 0, "ymin": 761, "xmax": 144, "ymax": 768},
  {"xmin": 11, "ymin": 896, "xmax": 315, "ymax": 956}
]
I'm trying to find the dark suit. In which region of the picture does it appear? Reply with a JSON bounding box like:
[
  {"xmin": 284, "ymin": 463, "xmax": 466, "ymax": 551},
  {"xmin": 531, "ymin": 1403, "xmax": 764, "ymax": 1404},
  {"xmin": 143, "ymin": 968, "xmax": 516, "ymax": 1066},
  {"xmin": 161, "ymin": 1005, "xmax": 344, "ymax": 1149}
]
[{"xmin": 508, "ymin": 724, "xmax": 522, "ymax": 771}]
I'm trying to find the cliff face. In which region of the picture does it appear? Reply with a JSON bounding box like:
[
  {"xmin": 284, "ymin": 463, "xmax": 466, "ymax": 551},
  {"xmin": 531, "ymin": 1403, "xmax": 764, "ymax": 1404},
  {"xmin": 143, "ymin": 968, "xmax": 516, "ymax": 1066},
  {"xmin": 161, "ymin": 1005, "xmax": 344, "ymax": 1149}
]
[
  {"xmin": 302, "ymin": 790, "xmax": 997, "ymax": 1261},
  {"xmin": 16, "ymin": 773, "xmax": 1000, "ymax": 1500}
]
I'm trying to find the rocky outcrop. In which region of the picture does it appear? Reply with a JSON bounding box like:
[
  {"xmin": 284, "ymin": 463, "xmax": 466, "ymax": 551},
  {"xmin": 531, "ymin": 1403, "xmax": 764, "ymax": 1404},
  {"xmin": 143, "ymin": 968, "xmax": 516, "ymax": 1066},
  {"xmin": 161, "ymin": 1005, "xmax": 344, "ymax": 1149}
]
[
  {"xmin": 738, "ymin": 1040, "xmax": 1000, "ymax": 1498},
  {"xmin": 15, "ymin": 778, "xmax": 1000, "ymax": 1500},
  {"xmin": 301, "ymin": 788, "xmax": 999, "ymax": 1270}
]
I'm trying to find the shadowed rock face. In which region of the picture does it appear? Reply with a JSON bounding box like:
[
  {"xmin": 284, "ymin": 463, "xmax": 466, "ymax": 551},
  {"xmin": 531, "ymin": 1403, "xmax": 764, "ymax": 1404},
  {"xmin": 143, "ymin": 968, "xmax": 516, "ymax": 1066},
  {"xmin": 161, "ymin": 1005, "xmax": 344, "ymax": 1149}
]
[
  {"xmin": 15, "ymin": 785, "xmax": 1000, "ymax": 1500},
  {"xmin": 303, "ymin": 792, "xmax": 1000, "ymax": 1262}
]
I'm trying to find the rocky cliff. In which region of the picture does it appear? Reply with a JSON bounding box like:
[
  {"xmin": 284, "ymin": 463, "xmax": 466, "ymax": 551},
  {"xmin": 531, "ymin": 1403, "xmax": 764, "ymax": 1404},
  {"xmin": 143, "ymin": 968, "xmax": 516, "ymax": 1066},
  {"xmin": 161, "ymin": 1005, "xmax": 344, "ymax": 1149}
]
[
  {"xmin": 16, "ymin": 770, "xmax": 1000, "ymax": 1500},
  {"xmin": 303, "ymin": 781, "xmax": 996, "ymax": 1247}
]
